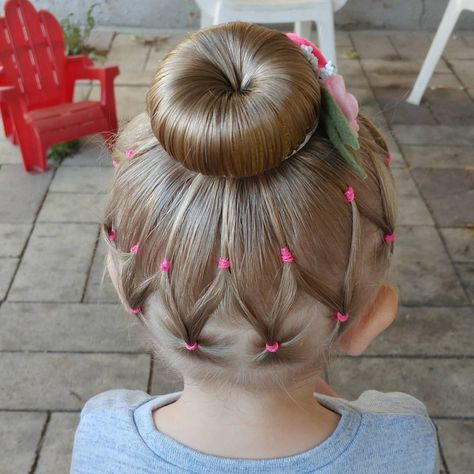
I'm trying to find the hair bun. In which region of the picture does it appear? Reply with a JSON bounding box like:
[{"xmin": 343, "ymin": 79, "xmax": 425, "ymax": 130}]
[{"xmin": 146, "ymin": 22, "xmax": 320, "ymax": 177}]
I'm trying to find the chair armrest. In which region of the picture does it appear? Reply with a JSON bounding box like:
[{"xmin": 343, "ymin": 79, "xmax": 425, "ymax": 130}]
[{"xmin": 65, "ymin": 55, "xmax": 120, "ymax": 83}]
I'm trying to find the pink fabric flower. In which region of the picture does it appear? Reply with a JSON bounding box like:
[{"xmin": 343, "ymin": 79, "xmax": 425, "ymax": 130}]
[{"xmin": 286, "ymin": 32, "xmax": 360, "ymax": 136}]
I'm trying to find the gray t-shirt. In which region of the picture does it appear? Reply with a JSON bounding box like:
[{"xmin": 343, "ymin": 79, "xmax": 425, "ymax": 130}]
[{"xmin": 71, "ymin": 389, "xmax": 439, "ymax": 473}]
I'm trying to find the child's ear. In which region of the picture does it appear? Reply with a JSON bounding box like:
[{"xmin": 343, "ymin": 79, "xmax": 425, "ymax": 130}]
[{"xmin": 338, "ymin": 285, "xmax": 398, "ymax": 356}]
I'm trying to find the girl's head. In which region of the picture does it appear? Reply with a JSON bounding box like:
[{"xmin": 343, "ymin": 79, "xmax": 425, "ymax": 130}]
[{"xmin": 104, "ymin": 22, "xmax": 397, "ymax": 391}]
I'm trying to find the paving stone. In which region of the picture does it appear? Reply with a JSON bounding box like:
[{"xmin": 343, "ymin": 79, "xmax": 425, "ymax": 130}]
[
  {"xmin": 0, "ymin": 223, "xmax": 31, "ymax": 257},
  {"xmin": 351, "ymin": 88, "xmax": 376, "ymax": 108},
  {"xmin": 61, "ymin": 136, "xmax": 112, "ymax": 167},
  {"xmin": 428, "ymin": 72, "xmax": 464, "ymax": 90},
  {"xmin": 366, "ymin": 306, "xmax": 474, "ymax": 356},
  {"xmin": 436, "ymin": 420, "xmax": 474, "ymax": 474},
  {"xmin": 462, "ymin": 34, "xmax": 474, "ymax": 48},
  {"xmin": 389, "ymin": 31, "xmax": 432, "ymax": 59},
  {"xmin": 0, "ymin": 411, "xmax": 47, "ymax": 474},
  {"xmin": 328, "ymin": 358, "xmax": 474, "ymax": 417},
  {"xmin": 84, "ymin": 239, "xmax": 120, "ymax": 304},
  {"xmin": 411, "ymin": 168, "xmax": 474, "ymax": 227},
  {"xmin": 401, "ymin": 145, "xmax": 473, "ymax": 168},
  {"xmin": 90, "ymin": 85, "xmax": 148, "ymax": 125},
  {"xmin": 392, "ymin": 168, "xmax": 434, "ymax": 226},
  {"xmin": 361, "ymin": 59, "xmax": 449, "ymax": 88},
  {"xmin": 145, "ymin": 32, "xmax": 188, "ymax": 72},
  {"xmin": 351, "ymin": 32, "xmax": 399, "ymax": 60},
  {"xmin": 335, "ymin": 31, "xmax": 352, "ymax": 47},
  {"xmin": 393, "ymin": 125, "xmax": 474, "ymax": 146},
  {"xmin": 450, "ymin": 60, "xmax": 474, "ymax": 91},
  {"xmin": 8, "ymin": 223, "xmax": 98, "ymax": 302},
  {"xmin": 115, "ymin": 67, "xmax": 155, "ymax": 87},
  {"xmin": 73, "ymin": 83, "xmax": 92, "ymax": 102},
  {"xmin": 37, "ymin": 193, "xmax": 107, "ymax": 224},
  {"xmin": 426, "ymin": 88, "xmax": 474, "ymax": 125},
  {"xmin": 35, "ymin": 413, "xmax": 80, "ymax": 474},
  {"xmin": 337, "ymin": 60, "xmax": 371, "ymax": 88},
  {"xmin": 49, "ymin": 166, "xmax": 114, "ymax": 194},
  {"xmin": 0, "ymin": 258, "xmax": 18, "ymax": 301},
  {"xmin": 0, "ymin": 353, "xmax": 150, "ymax": 410},
  {"xmin": 442, "ymin": 34, "xmax": 474, "ymax": 60},
  {"xmin": 456, "ymin": 263, "xmax": 474, "ymax": 304},
  {"xmin": 351, "ymin": 87, "xmax": 388, "ymax": 129},
  {"xmin": 380, "ymin": 134, "xmax": 406, "ymax": 168},
  {"xmin": 0, "ymin": 303, "xmax": 144, "ymax": 352},
  {"xmin": 0, "ymin": 138, "xmax": 22, "ymax": 165},
  {"xmin": 0, "ymin": 165, "xmax": 52, "ymax": 223},
  {"xmin": 372, "ymin": 87, "xmax": 437, "ymax": 125},
  {"xmin": 392, "ymin": 226, "xmax": 468, "ymax": 305},
  {"xmin": 150, "ymin": 357, "xmax": 183, "ymax": 396},
  {"xmin": 440, "ymin": 228, "xmax": 474, "ymax": 263},
  {"xmin": 86, "ymin": 30, "xmax": 115, "ymax": 53},
  {"xmin": 106, "ymin": 34, "xmax": 150, "ymax": 72}
]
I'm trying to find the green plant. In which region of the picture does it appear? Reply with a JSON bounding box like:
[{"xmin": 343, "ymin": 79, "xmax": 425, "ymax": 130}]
[
  {"xmin": 56, "ymin": 4, "xmax": 99, "ymax": 165},
  {"xmin": 61, "ymin": 3, "xmax": 99, "ymax": 56},
  {"xmin": 47, "ymin": 140, "xmax": 81, "ymax": 167}
]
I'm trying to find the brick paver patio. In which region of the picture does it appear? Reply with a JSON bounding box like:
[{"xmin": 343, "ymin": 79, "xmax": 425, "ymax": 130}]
[{"xmin": 0, "ymin": 29, "xmax": 473, "ymax": 473}]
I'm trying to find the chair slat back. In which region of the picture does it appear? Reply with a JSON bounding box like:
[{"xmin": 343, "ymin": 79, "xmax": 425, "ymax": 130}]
[{"xmin": 0, "ymin": 0, "xmax": 65, "ymax": 109}]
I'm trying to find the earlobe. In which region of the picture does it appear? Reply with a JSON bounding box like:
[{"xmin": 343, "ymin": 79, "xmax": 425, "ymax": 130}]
[{"xmin": 338, "ymin": 285, "xmax": 398, "ymax": 356}]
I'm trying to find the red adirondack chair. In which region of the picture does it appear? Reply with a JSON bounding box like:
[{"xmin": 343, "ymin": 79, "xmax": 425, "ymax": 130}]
[{"xmin": 0, "ymin": 0, "xmax": 119, "ymax": 172}]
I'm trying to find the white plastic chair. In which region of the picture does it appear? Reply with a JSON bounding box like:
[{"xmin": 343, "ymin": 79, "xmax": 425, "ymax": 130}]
[
  {"xmin": 407, "ymin": 0, "xmax": 474, "ymax": 105},
  {"xmin": 195, "ymin": 0, "xmax": 348, "ymax": 66}
]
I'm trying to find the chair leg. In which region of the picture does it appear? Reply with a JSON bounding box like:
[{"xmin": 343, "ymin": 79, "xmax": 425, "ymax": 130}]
[
  {"xmin": 295, "ymin": 21, "xmax": 312, "ymax": 38},
  {"xmin": 407, "ymin": 0, "xmax": 462, "ymax": 105},
  {"xmin": 314, "ymin": 3, "xmax": 337, "ymax": 66},
  {"xmin": 17, "ymin": 134, "xmax": 47, "ymax": 172}
]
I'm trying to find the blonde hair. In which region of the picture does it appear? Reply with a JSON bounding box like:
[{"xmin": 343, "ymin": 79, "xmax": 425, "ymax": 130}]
[{"xmin": 103, "ymin": 22, "xmax": 396, "ymax": 390}]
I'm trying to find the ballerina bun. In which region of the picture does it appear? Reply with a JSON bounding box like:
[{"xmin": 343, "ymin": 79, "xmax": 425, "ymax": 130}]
[{"xmin": 146, "ymin": 22, "xmax": 320, "ymax": 177}]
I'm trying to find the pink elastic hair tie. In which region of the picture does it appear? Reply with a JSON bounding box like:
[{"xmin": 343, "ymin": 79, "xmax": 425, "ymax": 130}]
[
  {"xmin": 335, "ymin": 312, "xmax": 350, "ymax": 323},
  {"xmin": 130, "ymin": 242, "xmax": 140, "ymax": 254},
  {"xmin": 112, "ymin": 159, "xmax": 118, "ymax": 168},
  {"xmin": 218, "ymin": 257, "xmax": 231, "ymax": 269},
  {"xmin": 280, "ymin": 246, "xmax": 294, "ymax": 263},
  {"xmin": 384, "ymin": 153, "xmax": 392, "ymax": 167},
  {"xmin": 384, "ymin": 233, "xmax": 396, "ymax": 243},
  {"xmin": 184, "ymin": 342, "xmax": 199, "ymax": 351},
  {"xmin": 160, "ymin": 258, "xmax": 170, "ymax": 272},
  {"xmin": 130, "ymin": 307, "xmax": 141, "ymax": 315},
  {"xmin": 126, "ymin": 148, "xmax": 135, "ymax": 159},
  {"xmin": 107, "ymin": 229, "xmax": 116, "ymax": 242},
  {"xmin": 265, "ymin": 341, "xmax": 280, "ymax": 353},
  {"xmin": 344, "ymin": 186, "xmax": 355, "ymax": 203}
]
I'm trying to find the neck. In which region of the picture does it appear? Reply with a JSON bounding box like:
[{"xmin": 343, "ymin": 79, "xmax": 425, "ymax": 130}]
[{"xmin": 153, "ymin": 376, "xmax": 341, "ymax": 459}]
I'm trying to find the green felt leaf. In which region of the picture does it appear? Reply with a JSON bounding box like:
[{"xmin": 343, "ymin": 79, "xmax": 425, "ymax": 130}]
[
  {"xmin": 320, "ymin": 88, "xmax": 366, "ymax": 177},
  {"xmin": 323, "ymin": 115, "xmax": 366, "ymax": 176},
  {"xmin": 321, "ymin": 88, "xmax": 359, "ymax": 150}
]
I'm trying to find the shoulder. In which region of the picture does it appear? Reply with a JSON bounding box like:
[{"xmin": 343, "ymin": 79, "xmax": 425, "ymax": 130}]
[
  {"xmin": 80, "ymin": 388, "xmax": 153, "ymax": 418},
  {"xmin": 318, "ymin": 391, "xmax": 439, "ymax": 473},
  {"xmin": 348, "ymin": 390, "xmax": 431, "ymax": 416},
  {"xmin": 340, "ymin": 390, "xmax": 436, "ymax": 439},
  {"xmin": 71, "ymin": 390, "xmax": 153, "ymax": 473}
]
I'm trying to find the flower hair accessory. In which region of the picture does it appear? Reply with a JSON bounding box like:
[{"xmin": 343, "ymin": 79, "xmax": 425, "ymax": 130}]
[{"xmin": 286, "ymin": 33, "xmax": 365, "ymax": 177}]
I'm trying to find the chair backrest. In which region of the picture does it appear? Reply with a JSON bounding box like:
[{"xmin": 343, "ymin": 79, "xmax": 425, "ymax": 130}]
[{"xmin": 0, "ymin": 0, "xmax": 66, "ymax": 109}]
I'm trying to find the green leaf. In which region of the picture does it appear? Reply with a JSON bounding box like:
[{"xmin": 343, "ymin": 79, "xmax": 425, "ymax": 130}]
[
  {"xmin": 320, "ymin": 88, "xmax": 366, "ymax": 177},
  {"xmin": 321, "ymin": 88, "xmax": 359, "ymax": 150}
]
